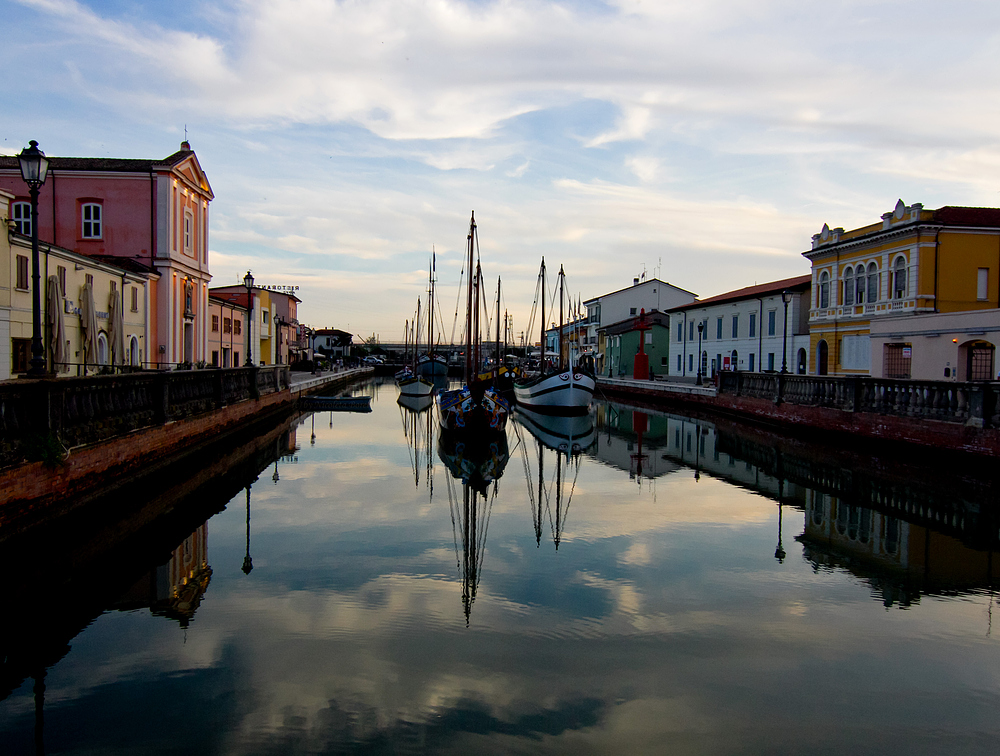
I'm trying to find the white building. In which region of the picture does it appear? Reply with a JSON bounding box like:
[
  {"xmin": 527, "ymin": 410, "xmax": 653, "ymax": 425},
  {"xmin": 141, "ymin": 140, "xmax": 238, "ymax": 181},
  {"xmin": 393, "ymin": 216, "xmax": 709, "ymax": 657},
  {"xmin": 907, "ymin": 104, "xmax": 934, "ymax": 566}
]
[
  {"xmin": 667, "ymin": 275, "xmax": 812, "ymax": 379},
  {"xmin": 584, "ymin": 277, "xmax": 697, "ymax": 375}
]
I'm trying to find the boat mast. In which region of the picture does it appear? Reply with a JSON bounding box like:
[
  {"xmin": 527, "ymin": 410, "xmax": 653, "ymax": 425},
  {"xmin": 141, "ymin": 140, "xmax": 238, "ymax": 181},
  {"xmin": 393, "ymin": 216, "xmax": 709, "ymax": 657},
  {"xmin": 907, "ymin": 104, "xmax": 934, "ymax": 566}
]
[
  {"xmin": 414, "ymin": 298, "xmax": 421, "ymax": 371},
  {"xmin": 429, "ymin": 250, "xmax": 435, "ymax": 364},
  {"xmin": 495, "ymin": 276, "xmax": 501, "ymax": 381},
  {"xmin": 539, "ymin": 258, "xmax": 546, "ymax": 375},
  {"xmin": 465, "ymin": 213, "xmax": 475, "ymax": 384},
  {"xmin": 474, "ymin": 262, "xmax": 482, "ymax": 378},
  {"xmin": 559, "ymin": 265, "xmax": 565, "ymax": 372}
]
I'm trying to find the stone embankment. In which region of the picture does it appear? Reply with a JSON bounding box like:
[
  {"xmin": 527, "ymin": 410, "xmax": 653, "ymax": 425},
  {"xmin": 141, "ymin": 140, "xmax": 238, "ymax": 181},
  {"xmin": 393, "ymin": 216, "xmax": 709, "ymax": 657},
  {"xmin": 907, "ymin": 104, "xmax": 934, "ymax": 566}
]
[
  {"xmin": 596, "ymin": 372, "xmax": 1000, "ymax": 458},
  {"xmin": 0, "ymin": 366, "xmax": 372, "ymax": 515}
]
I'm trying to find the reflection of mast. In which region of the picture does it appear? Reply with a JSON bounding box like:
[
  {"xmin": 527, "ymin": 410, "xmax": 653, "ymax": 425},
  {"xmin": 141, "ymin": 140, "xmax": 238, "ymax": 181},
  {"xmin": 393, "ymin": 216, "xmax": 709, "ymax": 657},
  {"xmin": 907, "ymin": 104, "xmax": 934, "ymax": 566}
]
[{"xmin": 453, "ymin": 483, "xmax": 493, "ymax": 626}]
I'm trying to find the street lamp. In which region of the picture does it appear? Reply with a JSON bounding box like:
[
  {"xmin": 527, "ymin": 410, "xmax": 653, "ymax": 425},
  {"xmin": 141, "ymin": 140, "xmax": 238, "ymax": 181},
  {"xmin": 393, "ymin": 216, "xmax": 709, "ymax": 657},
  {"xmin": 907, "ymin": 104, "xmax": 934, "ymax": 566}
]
[
  {"xmin": 780, "ymin": 290, "xmax": 792, "ymax": 373},
  {"xmin": 696, "ymin": 321, "xmax": 704, "ymax": 385},
  {"xmin": 18, "ymin": 141, "xmax": 50, "ymax": 376},
  {"xmin": 243, "ymin": 270, "xmax": 254, "ymax": 365}
]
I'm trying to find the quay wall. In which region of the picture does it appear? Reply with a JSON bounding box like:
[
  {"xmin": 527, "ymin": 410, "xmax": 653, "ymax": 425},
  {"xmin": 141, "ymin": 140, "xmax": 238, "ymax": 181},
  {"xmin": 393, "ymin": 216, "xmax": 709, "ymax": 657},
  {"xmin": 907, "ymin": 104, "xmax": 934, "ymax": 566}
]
[
  {"xmin": 596, "ymin": 374, "xmax": 1000, "ymax": 458},
  {"xmin": 0, "ymin": 367, "xmax": 370, "ymax": 517}
]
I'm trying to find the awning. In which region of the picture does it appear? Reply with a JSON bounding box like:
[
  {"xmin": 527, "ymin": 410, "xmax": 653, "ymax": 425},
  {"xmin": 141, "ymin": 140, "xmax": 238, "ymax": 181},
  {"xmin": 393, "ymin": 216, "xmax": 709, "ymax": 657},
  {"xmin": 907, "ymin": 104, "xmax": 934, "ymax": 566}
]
[
  {"xmin": 46, "ymin": 274, "xmax": 68, "ymax": 371},
  {"xmin": 80, "ymin": 281, "xmax": 98, "ymax": 368}
]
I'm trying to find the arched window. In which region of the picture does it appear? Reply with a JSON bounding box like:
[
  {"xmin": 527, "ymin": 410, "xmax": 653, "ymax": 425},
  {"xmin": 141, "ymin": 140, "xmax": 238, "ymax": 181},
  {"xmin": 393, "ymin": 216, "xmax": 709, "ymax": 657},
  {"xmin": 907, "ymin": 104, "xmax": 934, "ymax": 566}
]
[
  {"xmin": 843, "ymin": 267, "xmax": 855, "ymax": 306},
  {"xmin": 797, "ymin": 348, "xmax": 807, "ymax": 374},
  {"xmin": 97, "ymin": 332, "xmax": 109, "ymax": 366},
  {"xmin": 867, "ymin": 262, "xmax": 879, "ymax": 303},
  {"xmin": 893, "ymin": 256, "xmax": 907, "ymax": 299},
  {"xmin": 855, "ymin": 264, "xmax": 866, "ymax": 304},
  {"xmin": 817, "ymin": 340, "xmax": 829, "ymax": 375},
  {"xmin": 819, "ymin": 271, "xmax": 830, "ymax": 308},
  {"xmin": 731, "ymin": 350, "xmax": 738, "ymax": 370},
  {"xmin": 128, "ymin": 336, "xmax": 139, "ymax": 366}
]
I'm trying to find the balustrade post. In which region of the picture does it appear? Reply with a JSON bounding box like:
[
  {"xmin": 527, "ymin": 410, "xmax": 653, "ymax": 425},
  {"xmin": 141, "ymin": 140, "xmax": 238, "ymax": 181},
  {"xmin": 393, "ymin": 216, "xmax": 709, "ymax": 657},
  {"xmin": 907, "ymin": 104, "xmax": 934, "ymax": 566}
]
[
  {"xmin": 156, "ymin": 372, "xmax": 169, "ymax": 424},
  {"xmin": 214, "ymin": 369, "xmax": 226, "ymax": 409},
  {"xmin": 250, "ymin": 365, "xmax": 260, "ymax": 400},
  {"xmin": 967, "ymin": 384, "xmax": 985, "ymax": 428},
  {"xmin": 774, "ymin": 373, "xmax": 783, "ymax": 405}
]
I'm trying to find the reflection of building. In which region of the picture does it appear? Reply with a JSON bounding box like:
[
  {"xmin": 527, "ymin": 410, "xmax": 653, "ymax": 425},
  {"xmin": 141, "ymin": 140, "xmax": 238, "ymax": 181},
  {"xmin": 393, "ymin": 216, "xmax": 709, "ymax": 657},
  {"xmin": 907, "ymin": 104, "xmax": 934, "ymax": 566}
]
[
  {"xmin": 590, "ymin": 404, "xmax": 683, "ymax": 481},
  {"xmin": 115, "ymin": 523, "xmax": 212, "ymax": 627},
  {"xmin": 800, "ymin": 493, "xmax": 1000, "ymax": 607},
  {"xmin": 803, "ymin": 200, "xmax": 1000, "ymax": 377}
]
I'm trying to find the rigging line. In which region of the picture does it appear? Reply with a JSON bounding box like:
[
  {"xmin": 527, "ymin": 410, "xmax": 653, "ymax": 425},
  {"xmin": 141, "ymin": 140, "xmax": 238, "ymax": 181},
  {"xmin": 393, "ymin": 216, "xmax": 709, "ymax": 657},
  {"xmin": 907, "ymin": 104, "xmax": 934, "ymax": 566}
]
[
  {"xmin": 451, "ymin": 264, "xmax": 465, "ymax": 346},
  {"xmin": 446, "ymin": 469, "xmax": 461, "ymax": 571},
  {"xmin": 514, "ymin": 423, "xmax": 538, "ymax": 532}
]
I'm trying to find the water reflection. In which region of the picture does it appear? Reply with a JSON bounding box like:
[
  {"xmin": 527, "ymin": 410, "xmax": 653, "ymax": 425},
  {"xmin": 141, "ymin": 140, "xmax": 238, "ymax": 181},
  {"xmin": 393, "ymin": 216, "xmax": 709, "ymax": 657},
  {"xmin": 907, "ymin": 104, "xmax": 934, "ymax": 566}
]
[{"xmin": 4, "ymin": 381, "xmax": 1000, "ymax": 754}]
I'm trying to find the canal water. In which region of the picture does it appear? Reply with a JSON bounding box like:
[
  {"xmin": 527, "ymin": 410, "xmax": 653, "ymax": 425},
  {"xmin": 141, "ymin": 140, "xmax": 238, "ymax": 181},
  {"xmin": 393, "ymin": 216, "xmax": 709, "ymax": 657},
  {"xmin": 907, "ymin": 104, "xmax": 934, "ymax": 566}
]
[{"xmin": 2, "ymin": 377, "xmax": 1000, "ymax": 754}]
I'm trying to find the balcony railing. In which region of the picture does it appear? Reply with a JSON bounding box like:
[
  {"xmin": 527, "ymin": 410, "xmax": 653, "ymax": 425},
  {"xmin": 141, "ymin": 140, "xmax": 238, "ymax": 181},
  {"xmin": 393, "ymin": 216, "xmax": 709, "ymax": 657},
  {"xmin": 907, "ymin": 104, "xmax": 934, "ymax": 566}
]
[
  {"xmin": 0, "ymin": 365, "xmax": 290, "ymax": 469},
  {"xmin": 718, "ymin": 371, "xmax": 998, "ymax": 428}
]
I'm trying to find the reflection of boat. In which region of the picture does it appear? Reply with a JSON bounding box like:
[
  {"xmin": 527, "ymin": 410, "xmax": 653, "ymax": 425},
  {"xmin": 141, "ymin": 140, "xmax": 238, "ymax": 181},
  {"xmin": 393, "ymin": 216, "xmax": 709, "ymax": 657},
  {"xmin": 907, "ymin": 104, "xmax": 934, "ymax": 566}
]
[
  {"xmin": 437, "ymin": 212, "xmax": 510, "ymax": 431},
  {"xmin": 439, "ymin": 427, "xmax": 509, "ymax": 625},
  {"xmin": 398, "ymin": 299, "xmax": 435, "ymax": 397},
  {"xmin": 514, "ymin": 415, "xmax": 583, "ymax": 550},
  {"xmin": 438, "ymin": 428, "xmax": 509, "ymax": 496},
  {"xmin": 397, "ymin": 392, "xmax": 434, "ymax": 413},
  {"xmin": 515, "ymin": 406, "xmax": 596, "ymax": 454},
  {"xmin": 514, "ymin": 259, "xmax": 595, "ymax": 414}
]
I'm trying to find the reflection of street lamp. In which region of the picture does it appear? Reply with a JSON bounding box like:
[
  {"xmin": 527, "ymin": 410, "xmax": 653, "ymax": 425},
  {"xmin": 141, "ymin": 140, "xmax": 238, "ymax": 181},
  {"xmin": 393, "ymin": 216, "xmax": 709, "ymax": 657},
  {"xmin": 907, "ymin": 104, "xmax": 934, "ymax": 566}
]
[
  {"xmin": 694, "ymin": 421, "xmax": 701, "ymax": 481},
  {"xmin": 272, "ymin": 459, "xmax": 280, "ymax": 484},
  {"xmin": 242, "ymin": 483, "xmax": 253, "ymax": 575},
  {"xmin": 243, "ymin": 270, "xmax": 254, "ymax": 365},
  {"xmin": 775, "ymin": 479, "xmax": 786, "ymax": 562},
  {"xmin": 311, "ymin": 413, "xmax": 316, "ymax": 445},
  {"xmin": 781, "ymin": 290, "xmax": 792, "ymax": 374},
  {"xmin": 696, "ymin": 321, "xmax": 704, "ymax": 386},
  {"xmin": 18, "ymin": 141, "xmax": 50, "ymax": 376}
]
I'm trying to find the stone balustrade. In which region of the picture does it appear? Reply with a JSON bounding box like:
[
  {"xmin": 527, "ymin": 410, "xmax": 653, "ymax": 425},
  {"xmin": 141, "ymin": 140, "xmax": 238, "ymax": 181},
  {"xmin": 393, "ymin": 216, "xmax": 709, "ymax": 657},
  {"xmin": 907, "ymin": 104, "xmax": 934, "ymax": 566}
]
[
  {"xmin": 0, "ymin": 366, "xmax": 290, "ymax": 468},
  {"xmin": 718, "ymin": 371, "xmax": 998, "ymax": 427}
]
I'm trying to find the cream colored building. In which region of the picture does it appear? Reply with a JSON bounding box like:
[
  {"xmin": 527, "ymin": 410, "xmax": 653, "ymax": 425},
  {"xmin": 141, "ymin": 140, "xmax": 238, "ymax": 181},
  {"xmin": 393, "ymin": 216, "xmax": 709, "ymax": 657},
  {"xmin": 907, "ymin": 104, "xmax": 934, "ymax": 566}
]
[{"xmin": 2, "ymin": 189, "xmax": 154, "ymax": 380}]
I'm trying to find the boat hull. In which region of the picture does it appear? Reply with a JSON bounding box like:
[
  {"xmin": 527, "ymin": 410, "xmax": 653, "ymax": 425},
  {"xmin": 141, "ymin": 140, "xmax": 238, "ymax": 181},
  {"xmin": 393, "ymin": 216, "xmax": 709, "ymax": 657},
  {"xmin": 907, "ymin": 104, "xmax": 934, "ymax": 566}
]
[
  {"xmin": 398, "ymin": 375, "xmax": 435, "ymax": 397},
  {"xmin": 513, "ymin": 371, "xmax": 595, "ymax": 414},
  {"xmin": 514, "ymin": 406, "xmax": 596, "ymax": 454},
  {"xmin": 437, "ymin": 384, "xmax": 510, "ymax": 432},
  {"xmin": 416, "ymin": 355, "xmax": 449, "ymax": 377}
]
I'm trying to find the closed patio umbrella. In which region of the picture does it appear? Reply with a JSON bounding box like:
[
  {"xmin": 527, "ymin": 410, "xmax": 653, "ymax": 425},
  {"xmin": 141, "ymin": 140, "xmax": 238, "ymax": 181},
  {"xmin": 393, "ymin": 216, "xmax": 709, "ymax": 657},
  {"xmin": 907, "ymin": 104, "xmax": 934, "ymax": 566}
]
[
  {"xmin": 46, "ymin": 274, "xmax": 68, "ymax": 372},
  {"xmin": 108, "ymin": 287, "xmax": 124, "ymax": 366},
  {"xmin": 80, "ymin": 281, "xmax": 99, "ymax": 371}
]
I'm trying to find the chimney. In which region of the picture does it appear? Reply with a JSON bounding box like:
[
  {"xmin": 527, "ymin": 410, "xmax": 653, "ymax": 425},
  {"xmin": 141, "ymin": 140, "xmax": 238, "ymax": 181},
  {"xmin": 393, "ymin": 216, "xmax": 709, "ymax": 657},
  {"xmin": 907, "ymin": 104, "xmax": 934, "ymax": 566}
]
[{"xmin": 633, "ymin": 277, "xmax": 640, "ymax": 286}]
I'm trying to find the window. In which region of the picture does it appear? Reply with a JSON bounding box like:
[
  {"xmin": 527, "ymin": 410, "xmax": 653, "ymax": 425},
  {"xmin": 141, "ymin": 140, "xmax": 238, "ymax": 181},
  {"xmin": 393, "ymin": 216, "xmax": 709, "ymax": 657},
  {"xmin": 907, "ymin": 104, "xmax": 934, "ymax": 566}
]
[
  {"xmin": 731, "ymin": 350, "xmax": 738, "ymax": 370},
  {"xmin": 131, "ymin": 286, "xmax": 139, "ymax": 312},
  {"xmin": 644, "ymin": 331, "xmax": 652, "ymax": 345},
  {"xmin": 716, "ymin": 317, "xmax": 722, "ymax": 339},
  {"xmin": 731, "ymin": 315, "xmax": 738, "ymax": 339},
  {"xmin": 97, "ymin": 332, "xmax": 109, "ymax": 365},
  {"xmin": 234, "ymin": 351, "xmax": 240, "ymax": 365},
  {"xmin": 893, "ymin": 257, "xmax": 907, "ymax": 299},
  {"xmin": 767, "ymin": 310, "xmax": 776, "ymax": 336},
  {"xmin": 15, "ymin": 255, "xmax": 28, "ymax": 289},
  {"xmin": 677, "ymin": 322, "xmax": 683, "ymax": 341},
  {"xmin": 262, "ymin": 309, "xmax": 269, "ymax": 324},
  {"xmin": 749, "ymin": 353, "xmax": 755, "ymax": 372},
  {"xmin": 768, "ymin": 353, "xmax": 775, "ymax": 371},
  {"xmin": 843, "ymin": 267, "xmax": 855, "ymax": 306},
  {"xmin": 660, "ymin": 356, "xmax": 668, "ymax": 367},
  {"xmin": 57, "ymin": 266, "xmax": 66, "ymax": 297},
  {"xmin": 978, "ymin": 268, "xmax": 989, "ymax": 301},
  {"xmin": 883, "ymin": 343, "xmax": 912, "ymax": 379},
  {"xmin": 819, "ymin": 271, "xmax": 830, "ymax": 308},
  {"xmin": 630, "ymin": 307, "xmax": 637, "ymax": 316},
  {"xmin": 855, "ymin": 264, "xmax": 866, "ymax": 304},
  {"xmin": 224, "ymin": 317, "xmax": 232, "ymax": 334},
  {"xmin": 12, "ymin": 202, "xmax": 31, "ymax": 236},
  {"xmin": 234, "ymin": 320, "xmax": 242, "ymax": 335},
  {"xmin": 212, "ymin": 350, "xmax": 219, "ymax": 367},
  {"xmin": 867, "ymin": 262, "xmax": 879, "ymax": 303},
  {"xmin": 689, "ymin": 321, "xmax": 694, "ymax": 340},
  {"xmin": 841, "ymin": 335, "xmax": 871, "ymax": 370},
  {"xmin": 677, "ymin": 354, "xmax": 682, "ymax": 371},
  {"xmin": 749, "ymin": 312, "xmax": 756, "ymax": 338},
  {"xmin": 688, "ymin": 354, "xmax": 693, "ymax": 371},
  {"xmin": 82, "ymin": 203, "xmax": 102, "ymax": 238},
  {"xmin": 12, "ymin": 338, "xmax": 30, "ymax": 373},
  {"xmin": 184, "ymin": 210, "xmax": 193, "ymax": 253},
  {"xmin": 212, "ymin": 315, "xmax": 220, "ymax": 332}
]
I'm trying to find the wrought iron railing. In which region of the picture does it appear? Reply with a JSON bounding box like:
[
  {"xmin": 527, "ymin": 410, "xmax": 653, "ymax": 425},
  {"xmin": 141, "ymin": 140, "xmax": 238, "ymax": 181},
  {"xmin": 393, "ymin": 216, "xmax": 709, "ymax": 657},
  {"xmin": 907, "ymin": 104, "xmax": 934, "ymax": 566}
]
[{"xmin": 0, "ymin": 365, "xmax": 290, "ymax": 468}]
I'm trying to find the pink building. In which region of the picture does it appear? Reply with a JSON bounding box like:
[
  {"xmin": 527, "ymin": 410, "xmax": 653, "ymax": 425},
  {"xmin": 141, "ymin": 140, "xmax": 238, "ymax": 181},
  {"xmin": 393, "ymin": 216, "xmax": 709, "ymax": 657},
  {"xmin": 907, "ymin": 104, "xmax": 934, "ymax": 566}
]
[
  {"xmin": 207, "ymin": 293, "xmax": 248, "ymax": 367},
  {"xmin": 0, "ymin": 141, "xmax": 214, "ymax": 367}
]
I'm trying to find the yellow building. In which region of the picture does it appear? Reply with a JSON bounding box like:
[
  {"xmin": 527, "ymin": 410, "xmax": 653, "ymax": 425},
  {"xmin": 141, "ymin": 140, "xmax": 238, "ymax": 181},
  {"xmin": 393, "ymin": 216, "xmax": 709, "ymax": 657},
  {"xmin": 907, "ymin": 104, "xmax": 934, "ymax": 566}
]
[{"xmin": 803, "ymin": 200, "xmax": 1000, "ymax": 377}]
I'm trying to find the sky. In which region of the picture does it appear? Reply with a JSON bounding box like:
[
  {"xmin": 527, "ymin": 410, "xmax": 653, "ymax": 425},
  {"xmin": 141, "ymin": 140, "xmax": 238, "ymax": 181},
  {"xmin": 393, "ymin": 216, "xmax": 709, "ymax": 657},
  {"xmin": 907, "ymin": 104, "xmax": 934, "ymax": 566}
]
[{"xmin": 4, "ymin": 0, "xmax": 1000, "ymax": 342}]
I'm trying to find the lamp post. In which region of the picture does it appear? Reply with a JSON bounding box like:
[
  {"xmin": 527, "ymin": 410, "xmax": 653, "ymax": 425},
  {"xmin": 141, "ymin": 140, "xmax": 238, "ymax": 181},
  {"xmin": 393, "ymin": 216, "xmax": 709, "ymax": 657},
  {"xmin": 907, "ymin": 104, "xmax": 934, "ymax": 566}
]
[
  {"xmin": 780, "ymin": 290, "xmax": 792, "ymax": 374},
  {"xmin": 243, "ymin": 270, "xmax": 254, "ymax": 365},
  {"xmin": 18, "ymin": 141, "xmax": 50, "ymax": 376},
  {"xmin": 696, "ymin": 321, "xmax": 704, "ymax": 386}
]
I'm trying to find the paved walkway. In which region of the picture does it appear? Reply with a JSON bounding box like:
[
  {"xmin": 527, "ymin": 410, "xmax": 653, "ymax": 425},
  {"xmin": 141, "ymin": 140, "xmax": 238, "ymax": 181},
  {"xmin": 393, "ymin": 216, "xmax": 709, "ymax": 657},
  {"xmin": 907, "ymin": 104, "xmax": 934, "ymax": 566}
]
[
  {"xmin": 289, "ymin": 367, "xmax": 373, "ymax": 393},
  {"xmin": 597, "ymin": 375, "xmax": 718, "ymax": 398}
]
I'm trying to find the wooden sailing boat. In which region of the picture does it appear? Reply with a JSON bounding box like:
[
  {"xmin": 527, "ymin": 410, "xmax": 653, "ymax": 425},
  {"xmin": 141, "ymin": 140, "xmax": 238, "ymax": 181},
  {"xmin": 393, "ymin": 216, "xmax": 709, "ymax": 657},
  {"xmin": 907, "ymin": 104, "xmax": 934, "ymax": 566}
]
[
  {"xmin": 417, "ymin": 250, "xmax": 449, "ymax": 377},
  {"xmin": 398, "ymin": 297, "xmax": 434, "ymax": 397},
  {"xmin": 513, "ymin": 260, "xmax": 595, "ymax": 414},
  {"xmin": 437, "ymin": 212, "xmax": 511, "ymax": 432}
]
